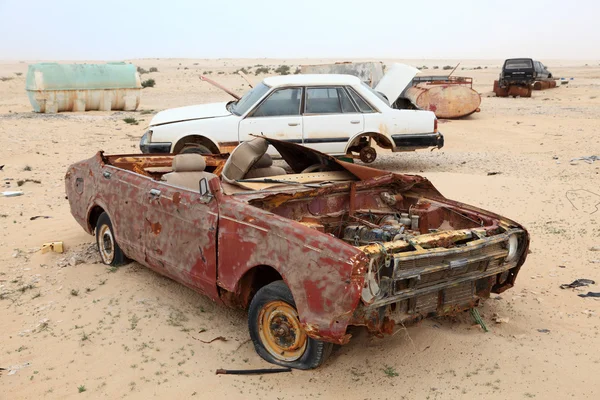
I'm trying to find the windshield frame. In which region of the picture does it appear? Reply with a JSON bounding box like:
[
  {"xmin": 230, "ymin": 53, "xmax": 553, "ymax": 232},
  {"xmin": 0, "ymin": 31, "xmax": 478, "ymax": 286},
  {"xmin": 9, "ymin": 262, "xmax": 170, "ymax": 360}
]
[{"xmin": 230, "ymin": 82, "xmax": 271, "ymax": 116}]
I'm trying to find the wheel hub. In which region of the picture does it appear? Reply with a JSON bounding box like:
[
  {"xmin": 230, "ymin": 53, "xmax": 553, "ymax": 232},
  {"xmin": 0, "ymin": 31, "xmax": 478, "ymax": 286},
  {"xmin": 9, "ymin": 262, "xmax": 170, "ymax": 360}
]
[
  {"xmin": 98, "ymin": 224, "xmax": 115, "ymax": 264},
  {"xmin": 258, "ymin": 300, "xmax": 307, "ymax": 361},
  {"xmin": 359, "ymin": 146, "xmax": 377, "ymax": 163}
]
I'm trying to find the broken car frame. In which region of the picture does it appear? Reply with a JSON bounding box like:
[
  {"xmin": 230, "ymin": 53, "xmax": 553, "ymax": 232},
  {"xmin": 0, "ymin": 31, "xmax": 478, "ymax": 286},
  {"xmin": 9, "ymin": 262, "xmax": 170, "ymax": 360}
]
[{"xmin": 66, "ymin": 137, "xmax": 529, "ymax": 369}]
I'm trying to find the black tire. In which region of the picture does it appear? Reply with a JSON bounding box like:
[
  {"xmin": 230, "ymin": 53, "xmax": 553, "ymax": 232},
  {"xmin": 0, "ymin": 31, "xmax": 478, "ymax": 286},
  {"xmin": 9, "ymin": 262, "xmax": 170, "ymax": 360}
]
[
  {"xmin": 181, "ymin": 145, "xmax": 212, "ymax": 155},
  {"xmin": 95, "ymin": 212, "xmax": 127, "ymax": 266},
  {"xmin": 248, "ymin": 280, "xmax": 333, "ymax": 370}
]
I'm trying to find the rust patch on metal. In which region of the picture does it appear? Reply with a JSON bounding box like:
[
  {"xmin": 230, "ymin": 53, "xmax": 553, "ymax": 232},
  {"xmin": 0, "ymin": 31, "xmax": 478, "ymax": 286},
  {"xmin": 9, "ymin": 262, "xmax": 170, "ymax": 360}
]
[{"xmin": 172, "ymin": 192, "xmax": 181, "ymax": 205}]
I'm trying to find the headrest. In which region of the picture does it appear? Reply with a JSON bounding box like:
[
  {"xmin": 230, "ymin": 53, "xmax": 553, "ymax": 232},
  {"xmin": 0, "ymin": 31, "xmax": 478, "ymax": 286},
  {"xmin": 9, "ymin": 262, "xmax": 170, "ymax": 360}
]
[
  {"xmin": 252, "ymin": 153, "xmax": 273, "ymax": 169},
  {"xmin": 222, "ymin": 137, "xmax": 269, "ymax": 182},
  {"xmin": 172, "ymin": 153, "xmax": 206, "ymax": 172}
]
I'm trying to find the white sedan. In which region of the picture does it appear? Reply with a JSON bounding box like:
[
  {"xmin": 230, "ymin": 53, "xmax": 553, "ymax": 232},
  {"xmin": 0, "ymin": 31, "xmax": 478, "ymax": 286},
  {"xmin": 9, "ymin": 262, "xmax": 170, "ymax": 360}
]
[{"xmin": 140, "ymin": 71, "xmax": 443, "ymax": 163}]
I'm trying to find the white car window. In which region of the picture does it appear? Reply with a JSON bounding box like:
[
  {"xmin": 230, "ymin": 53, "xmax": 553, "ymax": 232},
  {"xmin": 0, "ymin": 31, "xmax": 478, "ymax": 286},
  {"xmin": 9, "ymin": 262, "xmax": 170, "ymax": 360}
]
[
  {"xmin": 252, "ymin": 88, "xmax": 302, "ymax": 117},
  {"xmin": 348, "ymin": 87, "xmax": 376, "ymax": 113},
  {"xmin": 339, "ymin": 88, "xmax": 357, "ymax": 113},
  {"xmin": 306, "ymin": 87, "xmax": 342, "ymax": 114}
]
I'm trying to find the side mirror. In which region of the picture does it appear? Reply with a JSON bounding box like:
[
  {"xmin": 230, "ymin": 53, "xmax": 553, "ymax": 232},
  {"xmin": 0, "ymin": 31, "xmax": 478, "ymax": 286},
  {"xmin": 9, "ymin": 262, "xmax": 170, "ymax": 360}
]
[{"xmin": 199, "ymin": 178, "xmax": 213, "ymax": 203}]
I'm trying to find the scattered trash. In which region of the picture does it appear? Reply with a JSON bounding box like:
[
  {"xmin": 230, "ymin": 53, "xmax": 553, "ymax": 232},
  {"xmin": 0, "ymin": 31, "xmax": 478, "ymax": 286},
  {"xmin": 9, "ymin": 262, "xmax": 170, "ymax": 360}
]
[
  {"xmin": 560, "ymin": 279, "xmax": 596, "ymax": 289},
  {"xmin": 215, "ymin": 367, "xmax": 291, "ymax": 375},
  {"xmin": 552, "ymin": 156, "xmax": 559, "ymax": 160},
  {"xmin": 470, "ymin": 308, "xmax": 488, "ymax": 332},
  {"xmin": 492, "ymin": 314, "xmax": 509, "ymax": 324},
  {"xmin": 578, "ymin": 292, "xmax": 600, "ymax": 298},
  {"xmin": 30, "ymin": 215, "xmax": 52, "ymax": 220},
  {"xmin": 2, "ymin": 191, "xmax": 23, "ymax": 197},
  {"xmin": 194, "ymin": 336, "xmax": 227, "ymax": 344},
  {"xmin": 487, "ymin": 172, "xmax": 502, "ymax": 176},
  {"xmin": 591, "ymin": 260, "xmax": 600, "ymax": 264},
  {"xmin": 537, "ymin": 329, "xmax": 551, "ymax": 333},
  {"xmin": 5, "ymin": 362, "xmax": 31, "ymax": 376},
  {"xmin": 570, "ymin": 155, "xmax": 599, "ymax": 164},
  {"xmin": 558, "ymin": 265, "xmax": 567, "ymax": 268},
  {"xmin": 41, "ymin": 241, "xmax": 64, "ymax": 254},
  {"xmin": 0, "ymin": 165, "xmax": 4, "ymax": 170},
  {"xmin": 590, "ymin": 246, "xmax": 600, "ymax": 252}
]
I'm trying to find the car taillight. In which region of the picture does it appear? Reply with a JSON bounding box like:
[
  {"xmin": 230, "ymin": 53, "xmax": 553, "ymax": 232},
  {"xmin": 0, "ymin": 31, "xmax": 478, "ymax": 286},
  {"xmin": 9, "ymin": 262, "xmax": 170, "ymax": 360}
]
[{"xmin": 434, "ymin": 119, "xmax": 438, "ymax": 132}]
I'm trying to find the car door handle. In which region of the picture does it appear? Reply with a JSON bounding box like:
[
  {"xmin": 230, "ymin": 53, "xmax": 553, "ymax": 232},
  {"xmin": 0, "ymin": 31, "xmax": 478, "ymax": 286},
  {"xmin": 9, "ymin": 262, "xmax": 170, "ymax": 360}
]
[
  {"xmin": 149, "ymin": 188, "xmax": 161, "ymax": 197},
  {"xmin": 288, "ymin": 122, "xmax": 300, "ymax": 126},
  {"xmin": 350, "ymin": 120, "xmax": 360, "ymax": 124}
]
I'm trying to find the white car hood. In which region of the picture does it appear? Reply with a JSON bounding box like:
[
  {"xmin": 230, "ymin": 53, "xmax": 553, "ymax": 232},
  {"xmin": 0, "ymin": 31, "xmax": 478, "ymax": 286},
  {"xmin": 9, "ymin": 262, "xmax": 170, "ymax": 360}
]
[
  {"xmin": 150, "ymin": 102, "xmax": 231, "ymax": 126},
  {"xmin": 375, "ymin": 63, "xmax": 420, "ymax": 104}
]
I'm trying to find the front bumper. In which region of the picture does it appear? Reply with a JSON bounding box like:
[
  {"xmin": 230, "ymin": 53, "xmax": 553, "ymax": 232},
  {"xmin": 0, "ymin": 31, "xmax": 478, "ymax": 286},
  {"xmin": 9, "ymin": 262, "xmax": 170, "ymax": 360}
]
[
  {"xmin": 139, "ymin": 131, "xmax": 172, "ymax": 154},
  {"xmin": 350, "ymin": 228, "xmax": 527, "ymax": 333},
  {"xmin": 392, "ymin": 132, "xmax": 444, "ymax": 150}
]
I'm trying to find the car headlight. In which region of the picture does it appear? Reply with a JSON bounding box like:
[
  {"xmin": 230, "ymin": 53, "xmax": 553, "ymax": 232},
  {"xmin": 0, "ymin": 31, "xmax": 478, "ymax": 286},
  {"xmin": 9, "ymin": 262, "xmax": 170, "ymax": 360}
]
[{"xmin": 506, "ymin": 234, "xmax": 519, "ymax": 262}]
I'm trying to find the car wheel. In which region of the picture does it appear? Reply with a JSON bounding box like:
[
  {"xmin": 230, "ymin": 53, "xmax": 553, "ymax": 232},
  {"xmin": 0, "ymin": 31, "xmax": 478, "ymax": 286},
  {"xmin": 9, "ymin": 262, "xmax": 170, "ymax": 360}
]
[
  {"xmin": 181, "ymin": 145, "xmax": 212, "ymax": 155},
  {"xmin": 359, "ymin": 146, "xmax": 377, "ymax": 163},
  {"xmin": 248, "ymin": 280, "xmax": 333, "ymax": 370},
  {"xmin": 95, "ymin": 212, "xmax": 127, "ymax": 266}
]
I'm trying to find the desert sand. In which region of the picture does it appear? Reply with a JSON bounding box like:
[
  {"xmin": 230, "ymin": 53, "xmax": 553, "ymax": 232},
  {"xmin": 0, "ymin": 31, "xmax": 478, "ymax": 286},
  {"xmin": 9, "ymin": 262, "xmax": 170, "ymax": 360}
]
[{"xmin": 0, "ymin": 58, "xmax": 599, "ymax": 399}]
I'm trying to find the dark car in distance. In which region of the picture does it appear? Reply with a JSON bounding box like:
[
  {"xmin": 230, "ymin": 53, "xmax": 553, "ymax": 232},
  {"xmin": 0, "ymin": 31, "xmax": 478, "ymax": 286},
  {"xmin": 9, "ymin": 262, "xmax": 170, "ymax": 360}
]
[{"xmin": 499, "ymin": 58, "xmax": 552, "ymax": 88}]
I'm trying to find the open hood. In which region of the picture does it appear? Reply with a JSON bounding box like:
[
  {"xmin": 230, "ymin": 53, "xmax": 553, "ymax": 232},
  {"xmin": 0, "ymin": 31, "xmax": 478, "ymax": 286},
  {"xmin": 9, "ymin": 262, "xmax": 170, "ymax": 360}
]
[
  {"xmin": 150, "ymin": 102, "xmax": 231, "ymax": 126},
  {"xmin": 375, "ymin": 63, "xmax": 420, "ymax": 104}
]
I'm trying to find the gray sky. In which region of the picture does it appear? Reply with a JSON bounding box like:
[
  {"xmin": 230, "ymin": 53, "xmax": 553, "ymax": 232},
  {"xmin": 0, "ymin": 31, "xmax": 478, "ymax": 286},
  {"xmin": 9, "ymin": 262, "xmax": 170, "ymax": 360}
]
[{"xmin": 1, "ymin": 0, "xmax": 598, "ymax": 60}]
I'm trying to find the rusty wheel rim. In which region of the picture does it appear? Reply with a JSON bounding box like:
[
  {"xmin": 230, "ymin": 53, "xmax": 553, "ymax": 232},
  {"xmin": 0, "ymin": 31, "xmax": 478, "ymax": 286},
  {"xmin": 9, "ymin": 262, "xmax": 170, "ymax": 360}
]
[
  {"xmin": 258, "ymin": 300, "xmax": 307, "ymax": 362},
  {"xmin": 98, "ymin": 224, "xmax": 114, "ymax": 264},
  {"xmin": 359, "ymin": 146, "xmax": 377, "ymax": 163}
]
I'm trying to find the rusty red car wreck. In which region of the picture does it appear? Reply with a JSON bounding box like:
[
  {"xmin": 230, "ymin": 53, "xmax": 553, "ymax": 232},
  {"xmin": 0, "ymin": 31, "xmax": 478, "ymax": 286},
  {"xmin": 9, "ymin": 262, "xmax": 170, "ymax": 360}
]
[{"xmin": 65, "ymin": 137, "xmax": 529, "ymax": 369}]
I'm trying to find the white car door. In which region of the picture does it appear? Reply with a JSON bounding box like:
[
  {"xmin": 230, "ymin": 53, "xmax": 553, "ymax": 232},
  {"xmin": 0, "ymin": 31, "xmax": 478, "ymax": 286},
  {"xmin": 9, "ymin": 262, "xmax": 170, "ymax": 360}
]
[
  {"xmin": 302, "ymin": 87, "xmax": 364, "ymax": 155},
  {"xmin": 238, "ymin": 87, "xmax": 303, "ymax": 154}
]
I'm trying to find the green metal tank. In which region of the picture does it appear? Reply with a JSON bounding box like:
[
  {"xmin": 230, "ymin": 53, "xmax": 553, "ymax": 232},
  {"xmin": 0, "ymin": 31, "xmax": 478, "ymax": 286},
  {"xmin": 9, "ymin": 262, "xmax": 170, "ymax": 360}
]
[{"xmin": 26, "ymin": 62, "xmax": 141, "ymax": 113}]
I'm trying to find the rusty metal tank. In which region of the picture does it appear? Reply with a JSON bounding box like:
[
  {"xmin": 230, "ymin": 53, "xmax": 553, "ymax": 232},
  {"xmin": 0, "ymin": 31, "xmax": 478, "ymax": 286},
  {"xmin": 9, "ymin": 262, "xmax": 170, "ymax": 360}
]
[
  {"xmin": 533, "ymin": 80, "xmax": 558, "ymax": 90},
  {"xmin": 493, "ymin": 80, "xmax": 532, "ymax": 98},
  {"xmin": 26, "ymin": 62, "xmax": 141, "ymax": 113},
  {"xmin": 404, "ymin": 81, "xmax": 481, "ymax": 119}
]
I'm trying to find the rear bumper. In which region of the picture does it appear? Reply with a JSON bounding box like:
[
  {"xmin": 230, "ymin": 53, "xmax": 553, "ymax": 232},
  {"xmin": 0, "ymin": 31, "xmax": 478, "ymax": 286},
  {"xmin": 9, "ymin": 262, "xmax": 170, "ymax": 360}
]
[
  {"xmin": 392, "ymin": 132, "xmax": 444, "ymax": 150},
  {"xmin": 139, "ymin": 131, "xmax": 172, "ymax": 154}
]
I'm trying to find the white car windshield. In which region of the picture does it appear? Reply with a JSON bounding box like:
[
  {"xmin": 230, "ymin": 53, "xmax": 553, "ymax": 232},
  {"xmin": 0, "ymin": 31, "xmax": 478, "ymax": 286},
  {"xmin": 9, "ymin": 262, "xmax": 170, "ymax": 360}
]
[{"xmin": 230, "ymin": 83, "xmax": 270, "ymax": 116}]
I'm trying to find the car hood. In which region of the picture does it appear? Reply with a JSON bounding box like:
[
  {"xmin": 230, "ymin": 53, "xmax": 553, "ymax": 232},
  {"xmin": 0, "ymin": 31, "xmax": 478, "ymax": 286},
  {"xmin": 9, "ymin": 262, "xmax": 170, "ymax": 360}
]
[
  {"xmin": 150, "ymin": 102, "xmax": 232, "ymax": 126},
  {"xmin": 375, "ymin": 63, "xmax": 420, "ymax": 103}
]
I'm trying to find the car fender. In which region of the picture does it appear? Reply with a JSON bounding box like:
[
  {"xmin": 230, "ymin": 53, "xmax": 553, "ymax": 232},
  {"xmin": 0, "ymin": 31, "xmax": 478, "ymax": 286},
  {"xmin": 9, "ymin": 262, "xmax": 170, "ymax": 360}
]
[{"xmin": 344, "ymin": 130, "xmax": 394, "ymax": 153}]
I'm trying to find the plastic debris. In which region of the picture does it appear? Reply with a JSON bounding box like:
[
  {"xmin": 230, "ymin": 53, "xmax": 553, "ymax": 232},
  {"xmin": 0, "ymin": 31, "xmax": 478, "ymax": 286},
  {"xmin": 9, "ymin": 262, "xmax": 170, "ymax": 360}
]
[
  {"xmin": 2, "ymin": 191, "xmax": 23, "ymax": 197},
  {"xmin": 537, "ymin": 329, "xmax": 551, "ymax": 333},
  {"xmin": 570, "ymin": 155, "xmax": 599, "ymax": 164},
  {"xmin": 30, "ymin": 216, "xmax": 52, "ymax": 220},
  {"xmin": 470, "ymin": 308, "xmax": 488, "ymax": 332},
  {"xmin": 560, "ymin": 279, "xmax": 595, "ymax": 289},
  {"xmin": 41, "ymin": 242, "xmax": 64, "ymax": 254},
  {"xmin": 578, "ymin": 292, "xmax": 600, "ymax": 298},
  {"xmin": 5, "ymin": 362, "xmax": 31, "ymax": 376}
]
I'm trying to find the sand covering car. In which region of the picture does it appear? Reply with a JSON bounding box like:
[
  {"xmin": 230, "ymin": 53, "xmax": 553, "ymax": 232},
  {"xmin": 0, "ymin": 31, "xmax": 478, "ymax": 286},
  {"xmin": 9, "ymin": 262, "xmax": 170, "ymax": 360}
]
[{"xmin": 65, "ymin": 137, "xmax": 529, "ymax": 369}]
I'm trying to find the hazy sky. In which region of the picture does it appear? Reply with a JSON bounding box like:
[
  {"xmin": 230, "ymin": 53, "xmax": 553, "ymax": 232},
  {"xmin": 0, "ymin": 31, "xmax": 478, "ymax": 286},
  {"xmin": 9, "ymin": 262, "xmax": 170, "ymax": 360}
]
[{"xmin": 1, "ymin": 0, "xmax": 598, "ymax": 60}]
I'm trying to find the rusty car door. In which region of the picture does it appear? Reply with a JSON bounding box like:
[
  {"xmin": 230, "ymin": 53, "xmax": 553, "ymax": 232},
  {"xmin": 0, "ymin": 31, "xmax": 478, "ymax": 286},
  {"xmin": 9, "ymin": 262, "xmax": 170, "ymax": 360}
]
[
  {"xmin": 142, "ymin": 182, "xmax": 219, "ymax": 300},
  {"xmin": 102, "ymin": 166, "xmax": 150, "ymax": 262}
]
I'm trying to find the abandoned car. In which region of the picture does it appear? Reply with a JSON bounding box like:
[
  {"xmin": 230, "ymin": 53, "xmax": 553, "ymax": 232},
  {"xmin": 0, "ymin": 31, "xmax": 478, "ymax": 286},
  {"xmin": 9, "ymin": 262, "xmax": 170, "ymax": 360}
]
[
  {"xmin": 140, "ymin": 73, "xmax": 443, "ymax": 163},
  {"xmin": 66, "ymin": 137, "xmax": 528, "ymax": 369},
  {"xmin": 499, "ymin": 58, "xmax": 553, "ymax": 88}
]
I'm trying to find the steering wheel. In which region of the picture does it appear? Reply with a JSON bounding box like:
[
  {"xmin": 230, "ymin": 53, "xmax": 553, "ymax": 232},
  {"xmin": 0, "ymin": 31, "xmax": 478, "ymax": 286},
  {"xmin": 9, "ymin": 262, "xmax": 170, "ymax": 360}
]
[{"xmin": 301, "ymin": 164, "xmax": 326, "ymax": 173}]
